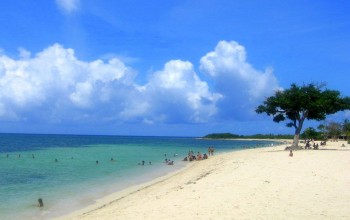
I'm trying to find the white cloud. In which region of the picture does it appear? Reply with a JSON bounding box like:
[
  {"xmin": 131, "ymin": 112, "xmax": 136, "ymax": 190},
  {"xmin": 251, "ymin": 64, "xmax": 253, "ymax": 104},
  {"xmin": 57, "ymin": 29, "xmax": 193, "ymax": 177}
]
[
  {"xmin": 56, "ymin": 0, "xmax": 79, "ymax": 13},
  {"xmin": 0, "ymin": 41, "xmax": 281, "ymax": 127},
  {"xmin": 200, "ymin": 40, "xmax": 281, "ymax": 119},
  {"xmin": 0, "ymin": 44, "xmax": 136, "ymax": 121},
  {"xmin": 69, "ymin": 82, "xmax": 93, "ymax": 108},
  {"xmin": 142, "ymin": 60, "xmax": 222, "ymax": 123},
  {"xmin": 18, "ymin": 48, "xmax": 31, "ymax": 59},
  {"xmin": 0, "ymin": 44, "xmax": 222, "ymax": 124}
]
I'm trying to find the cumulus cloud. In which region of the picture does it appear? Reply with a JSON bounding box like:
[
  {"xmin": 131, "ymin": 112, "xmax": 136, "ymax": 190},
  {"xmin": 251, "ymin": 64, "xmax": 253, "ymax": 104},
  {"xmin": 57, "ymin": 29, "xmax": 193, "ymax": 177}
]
[
  {"xmin": 0, "ymin": 44, "xmax": 136, "ymax": 122},
  {"xmin": 0, "ymin": 44, "xmax": 222, "ymax": 124},
  {"xmin": 200, "ymin": 40, "xmax": 280, "ymax": 120},
  {"xmin": 0, "ymin": 41, "xmax": 281, "ymax": 127},
  {"xmin": 139, "ymin": 60, "xmax": 221, "ymax": 123},
  {"xmin": 56, "ymin": 0, "xmax": 80, "ymax": 13}
]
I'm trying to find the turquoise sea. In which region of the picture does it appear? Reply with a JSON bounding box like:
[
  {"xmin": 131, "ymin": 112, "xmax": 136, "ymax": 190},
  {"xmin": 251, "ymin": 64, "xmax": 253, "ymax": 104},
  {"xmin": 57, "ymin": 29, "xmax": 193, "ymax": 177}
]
[{"xmin": 0, "ymin": 133, "xmax": 276, "ymax": 220}]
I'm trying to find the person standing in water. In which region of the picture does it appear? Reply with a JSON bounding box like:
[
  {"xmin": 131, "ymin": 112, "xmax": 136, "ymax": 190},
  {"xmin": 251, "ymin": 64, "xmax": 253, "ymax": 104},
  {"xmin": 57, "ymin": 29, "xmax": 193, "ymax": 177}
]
[{"xmin": 38, "ymin": 198, "xmax": 44, "ymax": 207}]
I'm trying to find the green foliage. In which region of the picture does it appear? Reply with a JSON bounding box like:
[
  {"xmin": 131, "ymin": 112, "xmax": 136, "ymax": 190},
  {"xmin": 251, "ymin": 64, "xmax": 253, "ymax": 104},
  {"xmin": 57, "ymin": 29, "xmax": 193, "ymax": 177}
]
[
  {"xmin": 318, "ymin": 120, "xmax": 350, "ymax": 140},
  {"xmin": 300, "ymin": 127, "xmax": 323, "ymax": 140},
  {"xmin": 246, "ymin": 134, "xmax": 294, "ymax": 139},
  {"xmin": 256, "ymin": 83, "xmax": 350, "ymax": 147},
  {"xmin": 256, "ymin": 83, "xmax": 350, "ymax": 127},
  {"xmin": 327, "ymin": 122, "xmax": 342, "ymax": 138},
  {"xmin": 203, "ymin": 133, "xmax": 242, "ymax": 139},
  {"xmin": 317, "ymin": 123, "xmax": 328, "ymax": 139},
  {"xmin": 203, "ymin": 133, "xmax": 293, "ymax": 139},
  {"xmin": 343, "ymin": 119, "xmax": 350, "ymax": 137}
]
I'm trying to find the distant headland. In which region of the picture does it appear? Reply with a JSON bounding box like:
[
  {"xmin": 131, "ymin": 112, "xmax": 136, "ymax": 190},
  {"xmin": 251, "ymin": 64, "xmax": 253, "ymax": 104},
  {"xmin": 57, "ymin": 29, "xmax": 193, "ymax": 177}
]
[{"xmin": 203, "ymin": 133, "xmax": 294, "ymax": 140}]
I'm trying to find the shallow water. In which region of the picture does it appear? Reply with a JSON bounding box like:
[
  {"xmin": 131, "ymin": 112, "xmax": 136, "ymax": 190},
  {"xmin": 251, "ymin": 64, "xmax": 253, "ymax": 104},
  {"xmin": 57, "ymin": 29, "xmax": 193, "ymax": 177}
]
[{"xmin": 0, "ymin": 134, "xmax": 276, "ymax": 219}]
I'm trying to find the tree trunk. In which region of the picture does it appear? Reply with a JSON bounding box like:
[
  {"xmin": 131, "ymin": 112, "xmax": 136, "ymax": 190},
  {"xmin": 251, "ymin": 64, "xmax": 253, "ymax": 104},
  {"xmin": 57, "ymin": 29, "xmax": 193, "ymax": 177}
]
[
  {"xmin": 292, "ymin": 134, "xmax": 300, "ymax": 147},
  {"xmin": 292, "ymin": 118, "xmax": 305, "ymax": 149}
]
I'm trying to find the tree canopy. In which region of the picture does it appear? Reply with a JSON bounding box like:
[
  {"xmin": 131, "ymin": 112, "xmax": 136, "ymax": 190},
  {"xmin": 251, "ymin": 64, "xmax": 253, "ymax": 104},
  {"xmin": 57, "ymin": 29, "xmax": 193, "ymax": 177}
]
[
  {"xmin": 300, "ymin": 127, "xmax": 322, "ymax": 140},
  {"xmin": 344, "ymin": 119, "xmax": 350, "ymax": 143},
  {"xmin": 256, "ymin": 83, "xmax": 350, "ymax": 147}
]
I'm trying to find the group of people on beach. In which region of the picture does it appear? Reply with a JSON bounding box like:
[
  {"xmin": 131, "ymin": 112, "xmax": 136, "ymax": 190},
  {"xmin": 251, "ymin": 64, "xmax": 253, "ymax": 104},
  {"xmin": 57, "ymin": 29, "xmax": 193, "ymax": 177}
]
[
  {"xmin": 304, "ymin": 139, "xmax": 320, "ymax": 150},
  {"xmin": 163, "ymin": 153, "xmax": 175, "ymax": 165},
  {"xmin": 182, "ymin": 146, "xmax": 215, "ymax": 162},
  {"xmin": 289, "ymin": 139, "xmax": 330, "ymax": 157}
]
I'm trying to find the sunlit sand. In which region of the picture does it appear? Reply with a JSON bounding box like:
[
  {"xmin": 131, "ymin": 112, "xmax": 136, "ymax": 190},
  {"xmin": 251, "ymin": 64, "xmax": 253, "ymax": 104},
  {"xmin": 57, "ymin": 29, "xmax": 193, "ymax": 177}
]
[{"xmin": 58, "ymin": 140, "xmax": 350, "ymax": 220}]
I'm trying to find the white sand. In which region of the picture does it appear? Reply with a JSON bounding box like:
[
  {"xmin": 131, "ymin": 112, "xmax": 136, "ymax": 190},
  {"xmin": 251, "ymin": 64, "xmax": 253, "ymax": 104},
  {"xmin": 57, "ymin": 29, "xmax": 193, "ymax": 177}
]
[{"xmin": 57, "ymin": 140, "xmax": 350, "ymax": 220}]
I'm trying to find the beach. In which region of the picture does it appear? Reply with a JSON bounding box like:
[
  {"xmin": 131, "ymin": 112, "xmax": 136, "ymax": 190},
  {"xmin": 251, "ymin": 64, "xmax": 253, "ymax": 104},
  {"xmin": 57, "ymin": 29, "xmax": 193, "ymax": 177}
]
[
  {"xmin": 57, "ymin": 140, "xmax": 350, "ymax": 220},
  {"xmin": 1, "ymin": 135, "xmax": 275, "ymax": 220}
]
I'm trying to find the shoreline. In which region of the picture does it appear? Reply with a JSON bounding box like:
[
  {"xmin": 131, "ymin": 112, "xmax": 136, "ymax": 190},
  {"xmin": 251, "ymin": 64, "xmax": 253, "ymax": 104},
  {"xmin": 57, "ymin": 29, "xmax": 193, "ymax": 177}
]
[
  {"xmin": 51, "ymin": 139, "xmax": 282, "ymax": 219},
  {"xmin": 54, "ymin": 140, "xmax": 283, "ymax": 219},
  {"xmin": 54, "ymin": 158, "xmax": 197, "ymax": 219},
  {"xmin": 56, "ymin": 139, "xmax": 350, "ymax": 219},
  {"xmin": 1, "ymin": 137, "xmax": 276, "ymax": 220}
]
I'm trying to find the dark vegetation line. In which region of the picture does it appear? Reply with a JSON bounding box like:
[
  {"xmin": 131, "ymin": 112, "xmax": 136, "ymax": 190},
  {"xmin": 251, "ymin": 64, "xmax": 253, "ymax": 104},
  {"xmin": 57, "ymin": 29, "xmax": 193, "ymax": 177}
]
[{"xmin": 203, "ymin": 133, "xmax": 294, "ymax": 139}]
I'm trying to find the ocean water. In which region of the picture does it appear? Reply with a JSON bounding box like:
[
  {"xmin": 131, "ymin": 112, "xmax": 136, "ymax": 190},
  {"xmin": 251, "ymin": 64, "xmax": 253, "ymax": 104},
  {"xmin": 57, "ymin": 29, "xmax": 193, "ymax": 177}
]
[{"xmin": 0, "ymin": 133, "xmax": 276, "ymax": 220}]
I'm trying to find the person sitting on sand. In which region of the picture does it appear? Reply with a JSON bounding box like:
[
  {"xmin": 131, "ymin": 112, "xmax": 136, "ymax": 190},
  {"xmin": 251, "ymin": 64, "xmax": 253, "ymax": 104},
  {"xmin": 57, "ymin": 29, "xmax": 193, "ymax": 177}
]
[
  {"xmin": 305, "ymin": 141, "xmax": 310, "ymax": 149},
  {"xmin": 289, "ymin": 150, "xmax": 293, "ymax": 157},
  {"xmin": 203, "ymin": 153, "xmax": 208, "ymax": 159},
  {"xmin": 167, "ymin": 161, "xmax": 174, "ymax": 165}
]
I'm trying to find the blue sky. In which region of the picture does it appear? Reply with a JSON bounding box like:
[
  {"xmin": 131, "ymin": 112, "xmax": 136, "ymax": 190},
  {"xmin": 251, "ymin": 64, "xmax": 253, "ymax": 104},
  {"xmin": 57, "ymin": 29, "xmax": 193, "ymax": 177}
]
[{"xmin": 0, "ymin": 0, "xmax": 349, "ymax": 136}]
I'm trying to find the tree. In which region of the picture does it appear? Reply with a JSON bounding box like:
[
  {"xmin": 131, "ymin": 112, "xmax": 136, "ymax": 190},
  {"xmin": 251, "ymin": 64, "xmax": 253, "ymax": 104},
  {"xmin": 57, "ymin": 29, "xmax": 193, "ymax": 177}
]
[
  {"xmin": 256, "ymin": 83, "xmax": 350, "ymax": 148},
  {"xmin": 300, "ymin": 127, "xmax": 321, "ymax": 140},
  {"xmin": 342, "ymin": 119, "xmax": 350, "ymax": 141},
  {"xmin": 326, "ymin": 121, "xmax": 342, "ymax": 140},
  {"xmin": 317, "ymin": 123, "xmax": 328, "ymax": 140}
]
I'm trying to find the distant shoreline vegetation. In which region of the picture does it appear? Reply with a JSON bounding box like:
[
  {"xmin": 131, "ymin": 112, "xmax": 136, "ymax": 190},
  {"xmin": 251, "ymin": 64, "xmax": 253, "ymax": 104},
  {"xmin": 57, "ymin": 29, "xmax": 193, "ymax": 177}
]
[{"xmin": 203, "ymin": 133, "xmax": 294, "ymax": 140}]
